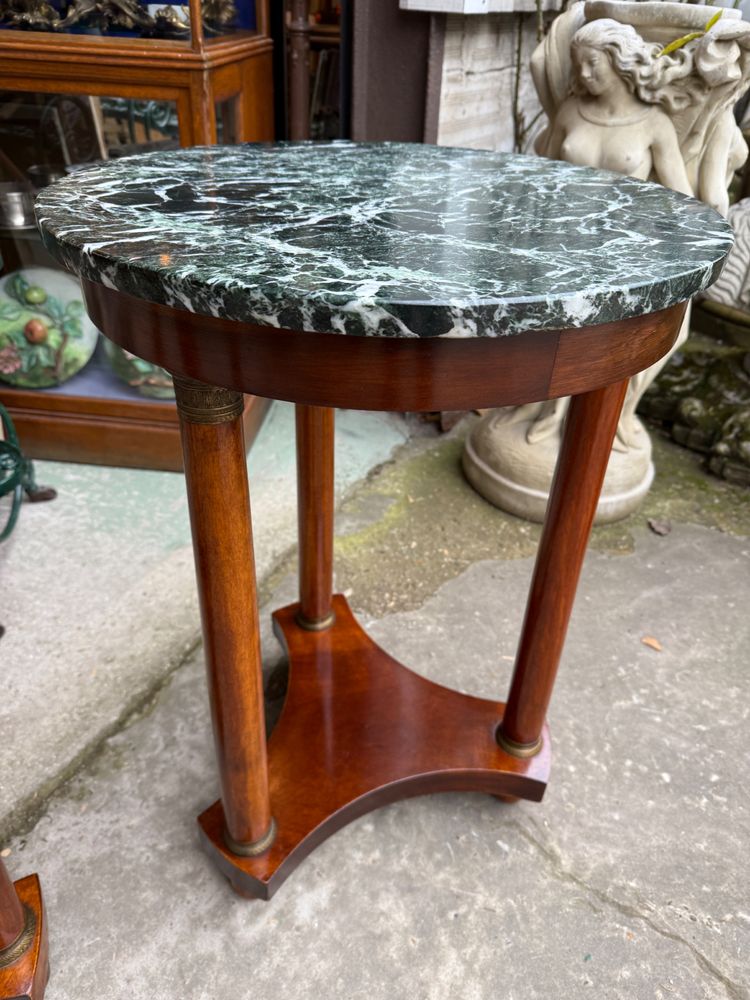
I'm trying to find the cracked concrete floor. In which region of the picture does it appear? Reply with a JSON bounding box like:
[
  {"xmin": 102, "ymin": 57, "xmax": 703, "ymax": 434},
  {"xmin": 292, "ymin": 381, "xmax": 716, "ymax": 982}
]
[
  {"xmin": 2, "ymin": 427, "xmax": 749, "ymax": 999},
  {"xmin": 0, "ymin": 403, "xmax": 412, "ymax": 840}
]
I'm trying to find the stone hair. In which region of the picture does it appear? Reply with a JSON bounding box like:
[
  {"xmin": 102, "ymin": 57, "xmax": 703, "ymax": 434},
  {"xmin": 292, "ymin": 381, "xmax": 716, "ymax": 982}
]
[{"xmin": 571, "ymin": 19, "xmax": 685, "ymax": 107}]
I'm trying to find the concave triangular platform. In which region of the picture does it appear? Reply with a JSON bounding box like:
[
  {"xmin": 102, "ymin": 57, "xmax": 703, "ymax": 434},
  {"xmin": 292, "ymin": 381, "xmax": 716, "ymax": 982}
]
[{"xmin": 198, "ymin": 595, "xmax": 550, "ymax": 900}]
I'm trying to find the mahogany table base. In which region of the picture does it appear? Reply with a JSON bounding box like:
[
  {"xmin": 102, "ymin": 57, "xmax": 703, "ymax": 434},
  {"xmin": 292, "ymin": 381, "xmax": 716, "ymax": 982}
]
[
  {"xmin": 174, "ymin": 374, "xmax": 631, "ymax": 900},
  {"xmin": 0, "ymin": 876, "xmax": 49, "ymax": 1000},
  {"xmin": 76, "ymin": 285, "xmax": 687, "ymax": 903},
  {"xmin": 198, "ymin": 596, "xmax": 550, "ymax": 901}
]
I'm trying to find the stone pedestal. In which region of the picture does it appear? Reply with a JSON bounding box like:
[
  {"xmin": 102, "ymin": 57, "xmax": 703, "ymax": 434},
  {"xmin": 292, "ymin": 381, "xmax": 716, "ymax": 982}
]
[{"xmin": 464, "ymin": 401, "xmax": 654, "ymax": 524}]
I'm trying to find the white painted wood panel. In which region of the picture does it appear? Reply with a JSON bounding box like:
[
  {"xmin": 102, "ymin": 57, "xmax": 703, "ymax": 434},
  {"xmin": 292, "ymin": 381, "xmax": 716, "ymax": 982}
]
[
  {"xmin": 401, "ymin": 0, "xmax": 562, "ymax": 14},
  {"xmin": 437, "ymin": 14, "xmax": 545, "ymax": 153}
]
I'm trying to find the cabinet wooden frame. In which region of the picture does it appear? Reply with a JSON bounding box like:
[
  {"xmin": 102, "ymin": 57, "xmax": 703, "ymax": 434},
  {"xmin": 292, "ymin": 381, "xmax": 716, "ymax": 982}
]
[
  {"xmin": 0, "ymin": 5, "xmax": 274, "ymax": 147},
  {"xmin": 0, "ymin": 3, "xmax": 274, "ymax": 468}
]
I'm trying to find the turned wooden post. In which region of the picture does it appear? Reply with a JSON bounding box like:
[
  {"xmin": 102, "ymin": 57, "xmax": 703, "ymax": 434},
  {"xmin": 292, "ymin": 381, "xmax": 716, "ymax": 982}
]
[
  {"xmin": 498, "ymin": 378, "xmax": 630, "ymax": 756},
  {"xmin": 296, "ymin": 405, "xmax": 335, "ymax": 629},
  {"xmin": 288, "ymin": 0, "xmax": 311, "ymax": 140},
  {"xmin": 0, "ymin": 861, "xmax": 24, "ymax": 954},
  {"xmin": 173, "ymin": 376, "xmax": 275, "ymax": 855}
]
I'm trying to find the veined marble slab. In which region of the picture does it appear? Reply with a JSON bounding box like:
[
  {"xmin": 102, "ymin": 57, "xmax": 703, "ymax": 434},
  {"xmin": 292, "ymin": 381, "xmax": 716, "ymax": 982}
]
[{"xmin": 36, "ymin": 142, "xmax": 732, "ymax": 339}]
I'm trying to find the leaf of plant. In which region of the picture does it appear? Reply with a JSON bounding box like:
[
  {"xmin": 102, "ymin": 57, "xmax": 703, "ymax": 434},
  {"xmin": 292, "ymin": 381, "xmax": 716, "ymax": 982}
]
[
  {"xmin": 4, "ymin": 274, "xmax": 28, "ymax": 305},
  {"xmin": 44, "ymin": 297, "xmax": 64, "ymax": 323},
  {"xmin": 641, "ymin": 636, "xmax": 663, "ymax": 652},
  {"xmin": 62, "ymin": 319, "xmax": 82, "ymax": 338},
  {"xmin": 704, "ymin": 8, "xmax": 723, "ymax": 31},
  {"xmin": 658, "ymin": 31, "xmax": 704, "ymax": 56},
  {"xmin": 0, "ymin": 302, "xmax": 22, "ymax": 320}
]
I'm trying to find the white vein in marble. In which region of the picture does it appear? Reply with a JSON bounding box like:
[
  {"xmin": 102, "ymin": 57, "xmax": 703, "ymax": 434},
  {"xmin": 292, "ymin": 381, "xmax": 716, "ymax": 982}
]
[{"xmin": 35, "ymin": 142, "xmax": 733, "ymax": 338}]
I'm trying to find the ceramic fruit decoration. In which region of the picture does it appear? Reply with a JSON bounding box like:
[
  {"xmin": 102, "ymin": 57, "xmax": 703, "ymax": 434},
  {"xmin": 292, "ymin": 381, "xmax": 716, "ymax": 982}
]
[
  {"xmin": 0, "ymin": 266, "xmax": 98, "ymax": 388},
  {"xmin": 102, "ymin": 340, "xmax": 175, "ymax": 399}
]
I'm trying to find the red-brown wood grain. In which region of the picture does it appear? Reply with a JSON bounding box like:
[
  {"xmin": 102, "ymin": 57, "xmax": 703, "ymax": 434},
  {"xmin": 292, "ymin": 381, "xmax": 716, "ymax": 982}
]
[
  {"xmin": 82, "ymin": 281, "xmax": 684, "ymax": 413},
  {"xmin": 174, "ymin": 386, "xmax": 273, "ymax": 848},
  {"xmin": 0, "ymin": 25, "xmax": 275, "ymax": 164},
  {"xmin": 0, "ymin": 17, "xmax": 273, "ymax": 472},
  {"xmin": 499, "ymin": 378, "xmax": 630, "ymax": 752},
  {"xmin": 83, "ymin": 279, "xmax": 689, "ymax": 899},
  {"xmin": 296, "ymin": 405, "xmax": 335, "ymax": 627},
  {"xmin": 198, "ymin": 596, "xmax": 551, "ymax": 900},
  {"xmin": 0, "ymin": 387, "xmax": 270, "ymax": 472},
  {"xmin": 548, "ymin": 302, "xmax": 688, "ymax": 398}
]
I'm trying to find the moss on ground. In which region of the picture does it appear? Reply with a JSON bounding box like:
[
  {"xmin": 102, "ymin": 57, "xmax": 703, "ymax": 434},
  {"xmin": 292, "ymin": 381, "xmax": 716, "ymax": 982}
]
[
  {"xmin": 594, "ymin": 432, "xmax": 750, "ymax": 555},
  {"xmin": 333, "ymin": 423, "xmax": 749, "ymax": 617}
]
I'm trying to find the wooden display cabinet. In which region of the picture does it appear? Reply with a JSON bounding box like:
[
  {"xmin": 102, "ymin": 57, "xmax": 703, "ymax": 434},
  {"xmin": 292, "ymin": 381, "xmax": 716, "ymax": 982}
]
[
  {"xmin": 0, "ymin": 0, "xmax": 273, "ymax": 469},
  {"xmin": 0, "ymin": 0, "xmax": 273, "ymax": 146},
  {"xmin": 0, "ymin": 231, "xmax": 271, "ymax": 471}
]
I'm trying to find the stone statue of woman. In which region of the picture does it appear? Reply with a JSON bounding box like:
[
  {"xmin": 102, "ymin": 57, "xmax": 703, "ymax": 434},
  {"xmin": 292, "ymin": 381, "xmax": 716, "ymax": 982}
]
[
  {"xmin": 463, "ymin": 0, "xmax": 750, "ymax": 523},
  {"xmin": 545, "ymin": 19, "xmax": 691, "ymax": 193}
]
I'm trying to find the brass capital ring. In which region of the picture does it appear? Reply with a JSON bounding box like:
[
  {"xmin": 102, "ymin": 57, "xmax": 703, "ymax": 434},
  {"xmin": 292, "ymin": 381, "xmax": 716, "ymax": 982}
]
[{"xmin": 172, "ymin": 375, "xmax": 243, "ymax": 425}]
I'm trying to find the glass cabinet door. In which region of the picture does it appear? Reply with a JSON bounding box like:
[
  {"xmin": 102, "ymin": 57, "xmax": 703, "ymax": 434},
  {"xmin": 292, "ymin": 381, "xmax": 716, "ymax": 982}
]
[{"xmin": 0, "ymin": 0, "xmax": 258, "ymax": 43}]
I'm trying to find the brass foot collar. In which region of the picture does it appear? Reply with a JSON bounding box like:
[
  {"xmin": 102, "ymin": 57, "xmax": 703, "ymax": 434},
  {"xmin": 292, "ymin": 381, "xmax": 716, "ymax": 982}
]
[
  {"xmin": 0, "ymin": 905, "xmax": 36, "ymax": 969},
  {"xmin": 224, "ymin": 818, "xmax": 277, "ymax": 858},
  {"xmin": 496, "ymin": 730, "xmax": 543, "ymax": 759},
  {"xmin": 295, "ymin": 611, "xmax": 336, "ymax": 632}
]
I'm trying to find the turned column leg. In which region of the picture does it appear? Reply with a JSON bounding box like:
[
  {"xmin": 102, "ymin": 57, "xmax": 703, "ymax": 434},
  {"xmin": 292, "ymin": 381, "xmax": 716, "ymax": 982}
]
[
  {"xmin": 173, "ymin": 376, "xmax": 275, "ymax": 855},
  {"xmin": 0, "ymin": 861, "xmax": 48, "ymax": 999},
  {"xmin": 498, "ymin": 378, "xmax": 629, "ymax": 757},
  {"xmin": 295, "ymin": 405, "xmax": 335, "ymax": 630}
]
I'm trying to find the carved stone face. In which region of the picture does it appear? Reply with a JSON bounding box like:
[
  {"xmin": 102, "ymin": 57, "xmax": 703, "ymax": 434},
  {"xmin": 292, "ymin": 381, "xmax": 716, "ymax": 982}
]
[{"xmin": 573, "ymin": 44, "xmax": 620, "ymax": 97}]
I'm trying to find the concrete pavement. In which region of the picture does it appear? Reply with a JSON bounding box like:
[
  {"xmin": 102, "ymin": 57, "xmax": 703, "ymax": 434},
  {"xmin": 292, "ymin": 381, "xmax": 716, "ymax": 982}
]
[{"xmin": 1, "ymin": 415, "xmax": 748, "ymax": 999}]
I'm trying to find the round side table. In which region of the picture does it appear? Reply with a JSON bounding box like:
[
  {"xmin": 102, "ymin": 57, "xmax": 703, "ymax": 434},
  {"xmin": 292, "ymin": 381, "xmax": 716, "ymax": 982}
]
[{"xmin": 36, "ymin": 143, "xmax": 732, "ymax": 902}]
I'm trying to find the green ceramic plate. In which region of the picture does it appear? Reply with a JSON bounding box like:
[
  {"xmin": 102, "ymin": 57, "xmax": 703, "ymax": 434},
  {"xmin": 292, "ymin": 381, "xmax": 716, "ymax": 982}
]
[{"xmin": 0, "ymin": 266, "xmax": 99, "ymax": 388}]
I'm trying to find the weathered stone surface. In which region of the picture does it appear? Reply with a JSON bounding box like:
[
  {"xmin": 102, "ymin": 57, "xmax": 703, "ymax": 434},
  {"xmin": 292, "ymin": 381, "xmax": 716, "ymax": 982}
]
[
  {"xmin": 3, "ymin": 522, "xmax": 747, "ymax": 999},
  {"xmin": 0, "ymin": 404, "xmax": 410, "ymax": 840},
  {"xmin": 640, "ymin": 334, "xmax": 750, "ymax": 487},
  {"xmin": 462, "ymin": 0, "xmax": 748, "ymax": 525},
  {"xmin": 3, "ymin": 421, "xmax": 747, "ymax": 998}
]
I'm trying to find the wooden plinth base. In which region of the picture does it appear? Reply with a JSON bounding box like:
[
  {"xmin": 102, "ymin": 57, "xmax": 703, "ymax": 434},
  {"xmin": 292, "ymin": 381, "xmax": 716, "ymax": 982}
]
[
  {"xmin": 0, "ymin": 876, "xmax": 48, "ymax": 1000},
  {"xmin": 198, "ymin": 595, "xmax": 550, "ymax": 900}
]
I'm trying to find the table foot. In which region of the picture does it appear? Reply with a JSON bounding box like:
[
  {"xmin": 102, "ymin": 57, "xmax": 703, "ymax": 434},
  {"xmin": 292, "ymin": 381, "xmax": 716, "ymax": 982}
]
[
  {"xmin": 0, "ymin": 876, "xmax": 49, "ymax": 1000},
  {"xmin": 197, "ymin": 595, "xmax": 550, "ymax": 900}
]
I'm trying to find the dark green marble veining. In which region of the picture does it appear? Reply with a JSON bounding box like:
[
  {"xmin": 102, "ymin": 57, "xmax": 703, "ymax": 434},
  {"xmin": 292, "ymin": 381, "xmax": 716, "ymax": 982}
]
[{"xmin": 35, "ymin": 142, "xmax": 732, "ymax": 338}]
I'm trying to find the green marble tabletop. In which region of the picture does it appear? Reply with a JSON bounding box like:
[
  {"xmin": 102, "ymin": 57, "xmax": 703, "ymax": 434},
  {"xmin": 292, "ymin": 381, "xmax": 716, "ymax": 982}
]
[{"xmin": 36, "ymin": 142, "xmax": 733, "ymax": 338}]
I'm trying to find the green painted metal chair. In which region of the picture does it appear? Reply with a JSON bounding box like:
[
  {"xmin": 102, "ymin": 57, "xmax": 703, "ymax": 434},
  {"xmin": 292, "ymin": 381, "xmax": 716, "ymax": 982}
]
[{"xmin": 0, "ymin": 401, "xmax": 56, "ymax": 542}]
